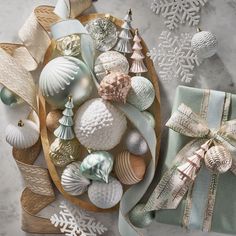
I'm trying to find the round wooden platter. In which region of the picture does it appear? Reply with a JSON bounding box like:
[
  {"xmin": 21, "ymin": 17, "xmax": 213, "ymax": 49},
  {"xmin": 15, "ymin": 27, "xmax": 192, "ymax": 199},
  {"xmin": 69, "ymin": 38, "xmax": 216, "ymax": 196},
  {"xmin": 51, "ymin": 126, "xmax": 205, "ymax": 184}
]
[{"xmin": 39, "ymin": 13, "xmax": 161, "ymax": 213}]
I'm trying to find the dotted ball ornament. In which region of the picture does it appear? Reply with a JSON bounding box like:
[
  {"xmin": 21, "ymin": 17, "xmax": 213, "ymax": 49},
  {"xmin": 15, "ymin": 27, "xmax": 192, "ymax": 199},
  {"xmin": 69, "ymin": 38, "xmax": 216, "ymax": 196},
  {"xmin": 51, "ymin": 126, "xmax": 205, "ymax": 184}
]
[
  {"xmin": 74, "ymin": 98, "xmax": 127, "ymax": 150},
  {"xmin": 88, "ymin": 176, "xmax": 123, "ymax": 209}
]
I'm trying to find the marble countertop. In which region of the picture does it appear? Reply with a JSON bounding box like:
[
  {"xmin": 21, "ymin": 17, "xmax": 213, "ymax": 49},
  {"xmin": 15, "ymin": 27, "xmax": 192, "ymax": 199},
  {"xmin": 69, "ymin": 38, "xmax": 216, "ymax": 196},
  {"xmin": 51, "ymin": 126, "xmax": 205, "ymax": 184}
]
[{"xmin": 0, "ymin": 0, "xmax": 236, "ymax": 236}]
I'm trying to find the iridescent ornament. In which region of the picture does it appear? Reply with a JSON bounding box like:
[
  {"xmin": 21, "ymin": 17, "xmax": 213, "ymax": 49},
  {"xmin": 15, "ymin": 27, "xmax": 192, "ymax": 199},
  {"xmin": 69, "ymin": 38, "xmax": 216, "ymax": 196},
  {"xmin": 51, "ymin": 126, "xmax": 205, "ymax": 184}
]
[
  {"xmin": 61, "ymin": 161, "xmax": 90, "ymax": 196},
  {"xmin": 142, "ymin": 111, "xmax": 155, "ymax": 128},
  {"xmin": 0, "ymin": 87, "xmax": 23, "ymax": 106},
  {"xmin": 86, "ymin": 16, "xmax": 118, "ymax": 52},
  {"xmin": 56, "ymin": 34, "xmax": 81, "ymax": 57},
  {"xmin": 80, "ymin": 151, "xmax": 114, "ymax": 183},
  {"xmin": 129, "ymin": 204, "xmax": 155, "ymax": 228}
]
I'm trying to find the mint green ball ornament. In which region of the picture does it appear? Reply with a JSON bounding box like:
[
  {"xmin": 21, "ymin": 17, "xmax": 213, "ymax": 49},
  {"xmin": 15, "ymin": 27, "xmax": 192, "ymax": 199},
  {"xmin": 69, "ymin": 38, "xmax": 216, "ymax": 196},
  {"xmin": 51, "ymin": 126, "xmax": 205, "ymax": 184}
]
[{"xmin": 0, "ymin": 87, "xmax": 23, "ymax": 106}]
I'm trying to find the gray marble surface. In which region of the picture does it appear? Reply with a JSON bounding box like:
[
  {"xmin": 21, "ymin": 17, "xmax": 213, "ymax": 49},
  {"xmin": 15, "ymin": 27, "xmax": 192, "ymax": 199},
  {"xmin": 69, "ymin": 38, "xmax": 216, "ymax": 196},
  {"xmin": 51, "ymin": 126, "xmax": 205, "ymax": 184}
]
[{"xmin": 0, "ymin": 0, "xmax": 236, "ymax": 236}]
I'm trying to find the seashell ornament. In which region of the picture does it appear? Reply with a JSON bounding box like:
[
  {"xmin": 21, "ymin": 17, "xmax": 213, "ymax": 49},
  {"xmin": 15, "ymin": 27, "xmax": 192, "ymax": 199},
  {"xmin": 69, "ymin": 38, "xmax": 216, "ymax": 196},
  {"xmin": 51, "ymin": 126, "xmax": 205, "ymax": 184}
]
[
  {"xmin": 61, "ymin": 161, "xmax": 90, "ymax": 196},
  {"xmin": 98, "ymin": 71, "xmax": 131, "ymax": 103},
  {"xmin": 115, "ymin": 151, "xmax": 146, "ymax": 185},
  {"xmin": 80, "ymin": 151, "xmax": 114, "ymax": 183},
  {"xmin": 46, "ymin": 110, "xmax": 62, "ymax": 133},
  {"xmin": 5, "ymin": 119, "xmax": 39, "ymax": 149},
  {"xmin": 74, "ymin": 98, "xmax": 127, "ymax": 150},
  {"xmin": 127, "ymin": 76, "xmax": 155, "ymax": 111},
  {"xmin": 204, "ymin": 145, "xmax": 232, "ymax": 173},
  {"xmin": 88, "ymin": 176, "xmax": 123, "ymax": 209},
  {"xmin": 94, "ymin": 51, "xmax": 129, "ymax": 82}
]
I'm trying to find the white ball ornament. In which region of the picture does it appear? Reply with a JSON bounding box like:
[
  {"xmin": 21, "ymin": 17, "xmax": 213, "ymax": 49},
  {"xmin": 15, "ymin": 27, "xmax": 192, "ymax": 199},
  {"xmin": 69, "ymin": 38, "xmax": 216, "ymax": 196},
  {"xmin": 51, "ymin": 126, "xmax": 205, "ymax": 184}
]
[
  {"xmin": 5, "ymin": 120, "xmax": 39, "ymax": 149},
  {"xmin": 127, "ymin": 76, "xmax": 155, "ymax": 111},
  {"xmin": 74, "ymin": 98, "xmax": 127, "ymax": 150},
  {"xmin": 191, "ymin": 30, "xmax": 218, "ymax": 59},
  {"xmin": 88, "ymin": 176, "xmax": 123, "ymax": 209}
]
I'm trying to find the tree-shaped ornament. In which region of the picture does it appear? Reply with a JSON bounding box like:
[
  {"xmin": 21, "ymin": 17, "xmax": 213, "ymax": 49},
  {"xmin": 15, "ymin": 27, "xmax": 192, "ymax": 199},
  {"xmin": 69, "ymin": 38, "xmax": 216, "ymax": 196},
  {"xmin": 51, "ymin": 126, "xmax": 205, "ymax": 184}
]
[
  {"xmin": 130, "ymin": 29, "xmax": 148, "ymax": 75},
  {"xmin": 114, "ymin": 9, "xmax": 133, "ymax": 55}
]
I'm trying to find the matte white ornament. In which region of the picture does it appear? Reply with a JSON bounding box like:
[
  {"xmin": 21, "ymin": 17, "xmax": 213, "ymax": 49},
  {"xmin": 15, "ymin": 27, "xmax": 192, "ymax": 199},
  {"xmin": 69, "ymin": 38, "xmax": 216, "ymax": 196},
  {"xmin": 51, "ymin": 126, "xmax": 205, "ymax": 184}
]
[
  {"xmin": 94, "ymin": 51, "xmax": 129, "ymax": 82},
  {"xmin": 127, "ymin": 76, "xmax": 155, "ymax": 111},
  {"xmin": 88, "ymin": 176, "xmax": 123, "ymax": 209},
  {"xmin": 61, "ymin": 162, "xmax": 90, "ymax": 196},
  {"xmin": 191, "ymin": 30, "xmax": 218, "ymax": 59},
  {"xmin": 74, "ymin": 98, "xmax": 127, "ymax": 150},
  {"xmin": 5, "ymin": 120, "xmax": 39, "ymax": 149}
]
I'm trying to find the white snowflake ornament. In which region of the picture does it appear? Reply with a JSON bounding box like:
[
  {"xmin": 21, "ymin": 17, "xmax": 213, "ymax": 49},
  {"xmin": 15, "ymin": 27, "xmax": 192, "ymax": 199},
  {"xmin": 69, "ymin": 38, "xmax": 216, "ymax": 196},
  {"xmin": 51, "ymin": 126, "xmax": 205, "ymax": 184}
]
[
  {"xmin": 151, "ymin": 0, "xmax": 208, "ymax": 30},
  {"xmin": 148, "ymin": 31, "xmax": 201, "ymax": 83},
  {"xmin": 50, "ymin": 201, "xmax": 108, "ymax": 236}
]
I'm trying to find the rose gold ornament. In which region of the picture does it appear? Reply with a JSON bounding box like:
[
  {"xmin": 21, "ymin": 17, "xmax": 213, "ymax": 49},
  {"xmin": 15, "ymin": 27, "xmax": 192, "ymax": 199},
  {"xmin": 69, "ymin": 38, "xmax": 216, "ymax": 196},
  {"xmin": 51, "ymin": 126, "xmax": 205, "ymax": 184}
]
[{"xmin": 46, "ymin": 110, "xmax": 62, "ymax": 133}]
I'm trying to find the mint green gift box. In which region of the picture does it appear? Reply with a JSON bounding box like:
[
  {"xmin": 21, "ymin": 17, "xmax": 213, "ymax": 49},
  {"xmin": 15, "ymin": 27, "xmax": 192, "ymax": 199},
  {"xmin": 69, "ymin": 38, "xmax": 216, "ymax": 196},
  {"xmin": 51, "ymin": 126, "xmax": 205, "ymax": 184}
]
[{"xmin": 154, "ymin": 85, "xmax": 236, "ymax": 235}]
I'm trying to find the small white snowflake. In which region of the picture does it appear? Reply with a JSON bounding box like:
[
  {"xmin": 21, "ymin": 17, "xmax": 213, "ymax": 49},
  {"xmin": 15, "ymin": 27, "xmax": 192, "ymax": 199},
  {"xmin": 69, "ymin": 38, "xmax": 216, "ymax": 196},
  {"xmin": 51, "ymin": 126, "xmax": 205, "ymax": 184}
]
[
  {"xmin": 151, "ymin": 0, "xmax": 208, "ymax": 30},
  {"xmin": 148, "ymin": 31, "xmax": 201, "ymax": 83},
  {"xmin": 50, "ymin": 201, "xmax": 108, "ymax": 236}
]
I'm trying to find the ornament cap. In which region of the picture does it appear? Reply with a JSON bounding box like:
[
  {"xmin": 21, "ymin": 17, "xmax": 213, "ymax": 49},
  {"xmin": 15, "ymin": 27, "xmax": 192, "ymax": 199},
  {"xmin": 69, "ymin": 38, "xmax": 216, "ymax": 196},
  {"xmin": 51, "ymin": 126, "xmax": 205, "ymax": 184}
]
[
  {"xmin": 197, "ymin": 27, "xmax": 202, "ymax": 32},
  {"xmin": 18, "ymin": 120, "xmax": 24, "ymax": 127}
]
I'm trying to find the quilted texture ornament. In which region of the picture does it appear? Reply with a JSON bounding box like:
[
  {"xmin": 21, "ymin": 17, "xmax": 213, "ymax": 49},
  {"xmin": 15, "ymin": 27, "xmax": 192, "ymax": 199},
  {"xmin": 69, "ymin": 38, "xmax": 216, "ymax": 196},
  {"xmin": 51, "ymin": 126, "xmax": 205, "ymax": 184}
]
[
  {"xmin": 98, "ymin": 71, "xmax": 131, "ymax": 103},
  {"xmin": 74, "ymin": 98, "xmax": 127, "ymax": 150}
]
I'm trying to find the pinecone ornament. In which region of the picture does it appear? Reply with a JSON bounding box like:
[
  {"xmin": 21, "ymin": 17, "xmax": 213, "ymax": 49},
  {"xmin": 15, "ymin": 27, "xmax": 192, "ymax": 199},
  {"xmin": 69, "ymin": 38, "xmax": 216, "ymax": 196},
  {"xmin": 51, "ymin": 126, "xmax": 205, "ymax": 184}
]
[{"xmin": 98, "ymin": 71, "xmax": 131, "ymax": 103}]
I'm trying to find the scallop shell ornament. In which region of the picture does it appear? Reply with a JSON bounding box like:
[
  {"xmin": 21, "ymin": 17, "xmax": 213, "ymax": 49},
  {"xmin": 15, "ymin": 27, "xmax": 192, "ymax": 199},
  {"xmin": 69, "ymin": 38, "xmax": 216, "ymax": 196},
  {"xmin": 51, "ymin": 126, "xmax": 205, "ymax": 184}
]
[
  {"xmin": 127, "ymin": 76, "xmax": 155, "ymax": 111},
  {"xmin": 61, "ymin": 161, "xmax": 90, "ymax": 196},
  {"xmin": 114, "ymin": 151, "xmax": 146, "ymax": 185},
  {"xmin": 74, "ymin": 98, "xmax": 127, "ymax": 150},
  {"xmin": 88, "ymin": 176, "xmax": 123, "ymax": 209},
  {"xmin": 5, "ymin": 120, "xmax": 39, "ymax": 149},
  {"xmin": 191, "ymin": 30, "xmax": 218, "ymax": 59},
  {"xmin": 94, "ymin": 51, "xmax": 129, "ymax": 82},
  {"xmin": 39, "ymin": 56, "xmax": 92, "ymax": 108},
  {"xmin": 204, "ymin": 145, "xmax": 232, "ymax": 173}
]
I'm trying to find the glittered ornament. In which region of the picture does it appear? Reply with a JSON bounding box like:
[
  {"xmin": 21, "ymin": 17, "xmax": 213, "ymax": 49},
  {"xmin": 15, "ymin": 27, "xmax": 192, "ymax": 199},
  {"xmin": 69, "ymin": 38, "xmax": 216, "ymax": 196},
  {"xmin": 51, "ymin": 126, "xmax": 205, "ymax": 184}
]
[
  {"xmin": 49, "ymin": 138, "xmax": 81, "ymax": 167},
  {"xmin": 115, "ymin": 151, "xmax": 146, "ymax": 185},
  {"xmin": 46, "ymin": 110, "xmax": 62, "ymax": 133},
  {"xmin": 94, "ymin": 51, "xmax": 129, "ymax": 82},
  {"xmin": 98, "ymin": 71, "xmax": 131, "ymax": 103},
  {"xmin": 88, "ymin": 176, "xmax": 123, "ymax": 209},
  {"xmin": 39, "ymin": 56, "xmax": 92, "ymax": 108},
  {"xmin": 0, "ymin": 87, "xmax": 23, "ymax": 106},
  {"xmin": 142, "ymin": 111, "xmax": 155, "ymax": 128},
  {"xmin": 127, "ymin": 76, "xmax": 155, "ymax": 111},
  {"xmin": 61, "ymin": 161, "xmax": 90, "ymax": 196},
  {"xmin": 80, "ymin": 151, "xmax": 114, "ymax": 183},
  {"xmin": 125, "ymin": 129, "xmax": 148, "ymax": 156},
  {"xmin": 191, "ymin": 29, "xmax": 218, "ymax": 59},
  {"xmin": 74, "ymin": 98, "xmax": 127, "ymax": 150},
  {"xmin": 5, "ymin": 120, "xmax": 39, "ymax": 149},
  {"xmin": 129, "ymin": 204, "xmax": 155, "ymax": 228},
  {"xmin": 56, "ymin": 34, "xmax": 81, "ymax": 57},
  {"xmin": 86, "ymin": 16, "xmax": 118, "ymax": 52}
]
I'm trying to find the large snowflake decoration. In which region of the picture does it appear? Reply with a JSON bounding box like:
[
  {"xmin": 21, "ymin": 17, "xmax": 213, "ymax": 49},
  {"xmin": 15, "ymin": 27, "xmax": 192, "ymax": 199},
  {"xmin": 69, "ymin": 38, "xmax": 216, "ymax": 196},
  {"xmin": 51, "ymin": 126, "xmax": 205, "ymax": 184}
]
[
  {"xmin": 148, "ymin": 31, "xmax": 201, "ymax": 83},
  {"xmin": 50, "ymin": 201, "xmax": 108, "ymax": 236},
  {"xmin": 151, "ymin": 0, "xmax": 208, "ymax": 30}
]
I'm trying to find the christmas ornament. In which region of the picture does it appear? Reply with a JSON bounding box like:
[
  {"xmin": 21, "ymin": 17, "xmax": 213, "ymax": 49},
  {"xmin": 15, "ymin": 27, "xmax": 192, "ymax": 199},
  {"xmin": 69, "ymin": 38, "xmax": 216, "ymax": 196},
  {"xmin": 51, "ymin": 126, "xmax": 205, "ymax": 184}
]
[
  {"xmin": 127, "ymin": 76, "xmax": 155, "ymax": 111},
  {"xmin": 39, "ymin": 56, "xmax": 92, "ymax": 108},
  {"xmin": 74, "ymin": 98, "xmax": 127, "ymax": 150},
  {"xmin": 204, "ymin": 145, "xmax": 232, "ymax": 174},
  {"xmin": 94, "ymin": 50, "xmax": 129, "ymax": 82},
  {"xmin": 0, "ymin": 87, "xmax": 23, "ymax": 106},
  {"xmin": 88, "ymin": 176, "xmax": 123, "ymax": 209},
  {"xmin": 98, "ymin": 71, "xmax": 131, "ymax": 103},
  {"xmin": 50, "ymin": 201, "xmax": 108, "ymax": 236},
  {"xmin": 5, "ymin": 119, "xmax": 39, "ymax": 149},
  {"xmin": 151, "ymin": 0, "xmax": 208, "ymax": 30},
  {"xmin": 46, "ymin": 110, "xmax": 62, "ymax": 133},
  {"xmin": 130, "ymin": 29, "xmax": 148, "ymax": 75},
  {"xmin": 148, "ymin": 31, "xmax": 201, "ymax": 82},
  {"xmin": 56, "ymin": 34, "xmax": 81, "ymax": 57},
  {"xmin": 114, "ymin": 9, "xmax": 133, "ymax": 54},
  {"xmin": 61, "ymin": 162, "xmax": 90, "ymax": 196},
  {"xmin": 80, "ymin": 151, "xmax": 114, "ymax": 183},
  {"xmin": 54, "ymin": 96, "xmax": 75, "ymax": 140},
  {"xmin": 114, "ymin": 151, "xmax": 146, "ymax": 185},
  {"xmin": 86, "ymin": 15, "xmax": 118, "ymax": 51},
  {"xmin": 125, "ymin": 129, "xmax": 148, "ymax": 156},
  {"xmin": 191, "ymin": 29, "xmax": 218, "ymax": 59},
  {"xmin": 142, "ymin": 111, "xmax": 155, "ymax": 128},
  {"xmin": 129, "ymin": 204, "xmax": 155, "ymax": 228},
  {"xmin": 49, "ymin": 138, "xmax": 81, "ymax": 167}
]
